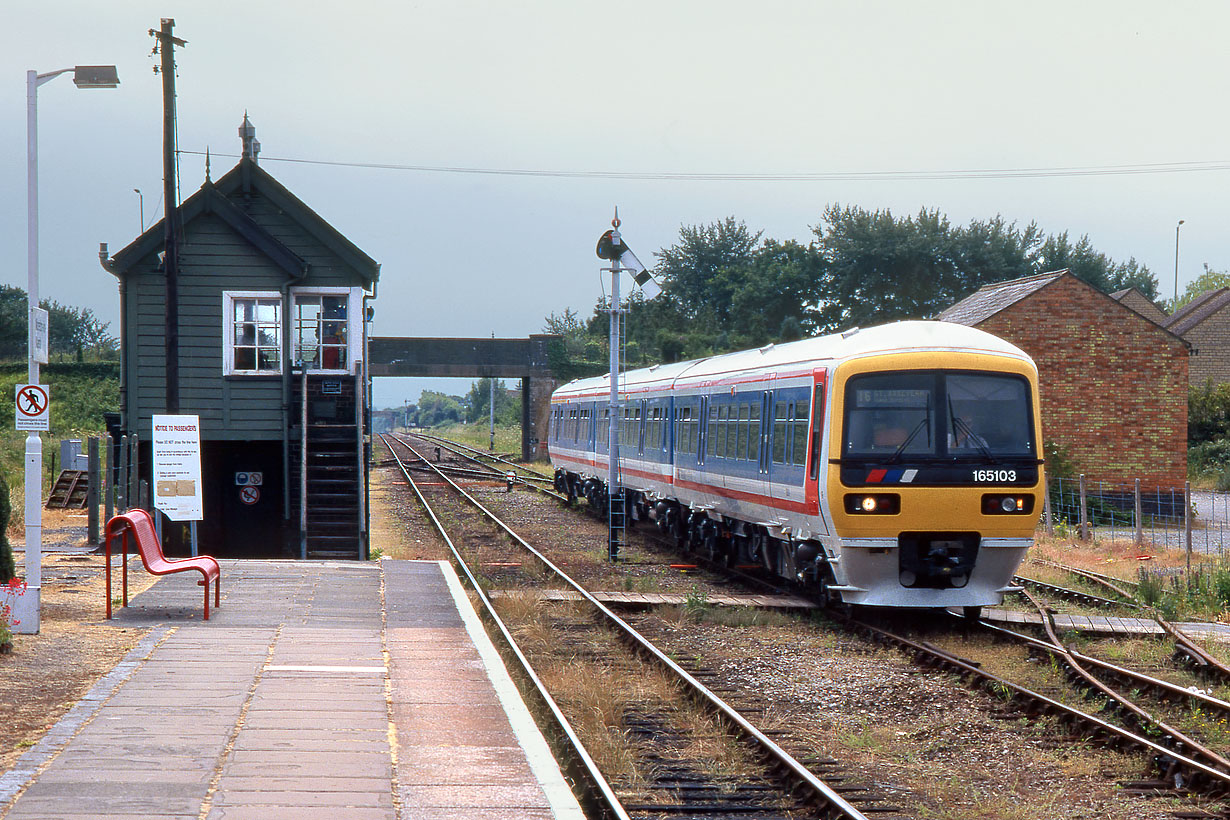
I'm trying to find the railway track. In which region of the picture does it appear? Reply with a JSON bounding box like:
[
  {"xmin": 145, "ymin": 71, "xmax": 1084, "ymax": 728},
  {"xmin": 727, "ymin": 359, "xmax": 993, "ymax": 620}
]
[
  {"xmin": 388, "ymin": 431, "xmax": 1230, "ymax": 813},
  {"xmin": 1024, "ymin": 560, "xmax": 1230, "ymax": 685},
  {"xmin": 381, "ymin": 433, "xmax": 894, "ymax": 820}
]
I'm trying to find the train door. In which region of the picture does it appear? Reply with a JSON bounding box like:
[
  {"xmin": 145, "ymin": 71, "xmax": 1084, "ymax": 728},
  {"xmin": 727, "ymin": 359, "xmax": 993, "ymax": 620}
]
[
  {"xmin": 697, "ymin": 395, "xmax": 708, "ymax": 468},
  {"xmin": 637, "ymin": 399, "xmax": 646, "ymax": 456},
  {"xmin": 757, "ymin": 385, "xmax": 772, "ymax": 501},
  {"xmin": 587, "ymin": 402, "xmax": 597, "ymax": 453},
  {"xmin": 806, "ymin": 369, "xmax": 828, "ymax": 522}
]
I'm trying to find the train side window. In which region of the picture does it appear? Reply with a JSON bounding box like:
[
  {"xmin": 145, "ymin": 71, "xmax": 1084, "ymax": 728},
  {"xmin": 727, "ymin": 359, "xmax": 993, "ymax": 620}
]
[
  {"xmin": 772, "ymin": 402, "xmax": 788, "ymax": 464},
  {"xmin": 691, "ymin": 404, "xmax": 699, "ymax": 454},
  {"xmin": 733, "ymin": 403, "xmax": 742, "ymax": 462},
  {"xmin": 748, "ymin": 403, "xmax": 761, "ymax": 463},
  {"xmin": 808, "ymin": 385, "xmax": 825, "ymax": 480},
  {"xmin": 791, "ymin": 401, "xmax": 809, "ymax": 465},
  {"xmin": 707, "ymin": 404, "xmax": 718, "ymax": 458},
  {"xmin": 716, "ymin": 405, "xmax": 728, "ymax": 458}
]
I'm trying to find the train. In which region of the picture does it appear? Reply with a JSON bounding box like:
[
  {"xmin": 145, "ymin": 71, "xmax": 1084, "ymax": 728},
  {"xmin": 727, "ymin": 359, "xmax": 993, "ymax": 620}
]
[{"xmin": 548, "ymin": 320, "xmax": 1045, "ymax": 614}]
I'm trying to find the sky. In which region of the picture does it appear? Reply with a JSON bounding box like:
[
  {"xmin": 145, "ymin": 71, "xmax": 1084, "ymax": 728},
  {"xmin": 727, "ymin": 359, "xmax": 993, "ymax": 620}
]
[{"xmin": 4, "ymin": 1, "xmax": 1229, "ymax": 409}]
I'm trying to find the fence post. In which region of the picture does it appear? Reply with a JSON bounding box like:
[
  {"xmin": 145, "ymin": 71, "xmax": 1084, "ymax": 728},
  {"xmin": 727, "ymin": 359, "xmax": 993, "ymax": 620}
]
[
  {"xmin": 129, "ymin": 434, "xmax": 140, "ymax": 512},
  {"xmin": 1185, "ymin": 480, "xmax": 1193, "ymax": 578},
  {"xmin": 1043, "ymin": 475, "xmax": 1054, "ymax": 537},
  {"xmin": 87, "ymin": 437, "xmax": 100, "ymax": 546},
  {"xmin": 1134, "ymin": 478, "xmax": 1142, "ymax": 547},
  {"xmin": 117, "ymin": 434, "xmax": 129, "ymax": 513},
  {"xmin": 104, "ymin": 433, "xmax": 114, "ymax": 525},
  {"xmin": 1079, "ymin": 473, "xmax": 1089, "ymax": 541}
]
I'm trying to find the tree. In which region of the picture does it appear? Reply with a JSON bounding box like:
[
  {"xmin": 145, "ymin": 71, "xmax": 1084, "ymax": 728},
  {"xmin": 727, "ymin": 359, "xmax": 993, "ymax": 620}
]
[
  {"xmin": 0, "ymin": 288, "xmax": 117, "ymax": 362},
  {"xmin": 815, "ymin": 206, "xmax": 1157, "ymax": 329},
  {"xmin": 0, "ymin": 286, "xmax": 26, "ymax": 361},
  {"xmin": 1034, "ymin": 232, "xmax": 1158, "ymax": 298},
  {"xmin": 466, "ymin": 378, "xmax": 521, "ymax": 425},
  {"xmin": 1171, "ymin": 264, "xmax": 1230, "ymax": 312},
  {"xmin": 415, "ymin": 391, "xmax": 463, "ymax": 427},
  {"xmin": 725, "ymin": 239, "xmax": 826, "ymax": 344},
  {"xmin": 653, "ymin": 217, "xmax": 763, "ymax": 324},
  {"xmin": 816, "ymin": 205, "xmax": 983, "ymax": 328}
]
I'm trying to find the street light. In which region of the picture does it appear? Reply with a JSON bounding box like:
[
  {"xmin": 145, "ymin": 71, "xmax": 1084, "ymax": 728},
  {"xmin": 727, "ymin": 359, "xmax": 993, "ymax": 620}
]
[
  {"xmin": 24, "ymin": 64, "xmax": 119, "ymax": 634},
  {"xmin": 1174, "ymin": 219, "xmax": 1185, "ymax": 307},
  {"xmin": 133, "ymin": 188, "xmax": 143, "ymax": 232}
]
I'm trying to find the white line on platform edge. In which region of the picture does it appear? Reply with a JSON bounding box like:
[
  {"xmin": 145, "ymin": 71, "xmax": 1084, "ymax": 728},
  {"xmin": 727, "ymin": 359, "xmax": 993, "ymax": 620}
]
[
  {"xmin": 437, "ymin": 560, "xmax": 586, "ymax": 820},
  {"xmin": 265, "ymin": 665, "xmax": 386, "ymax": 673}
]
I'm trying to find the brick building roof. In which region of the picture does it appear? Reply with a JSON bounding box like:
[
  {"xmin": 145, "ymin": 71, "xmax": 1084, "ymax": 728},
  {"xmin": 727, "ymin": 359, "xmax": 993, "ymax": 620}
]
[
  {"xmin": 1109, "ymin": 287, "xmax": 1170, "ymax": 326},
  {"xmin": 1165, "ymin": 287, "xmax": 1230, "ymax": 336},
  {"xmin": 935, "ymin": 271, "xmax": 1063, "ymax": 325}
]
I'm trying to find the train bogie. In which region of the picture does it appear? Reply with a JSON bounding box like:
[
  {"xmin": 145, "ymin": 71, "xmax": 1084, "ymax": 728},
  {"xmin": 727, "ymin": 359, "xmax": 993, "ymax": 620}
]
[{"xmin": 549, "ymin": 321, "xmax": 1045, "ymax": 610}]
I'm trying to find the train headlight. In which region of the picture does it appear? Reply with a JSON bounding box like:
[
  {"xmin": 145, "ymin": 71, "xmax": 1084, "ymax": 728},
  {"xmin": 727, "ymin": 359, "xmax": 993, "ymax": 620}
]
[
  {"xmin": 950, "ymin": 573, "xmax": 969, "ymax": 588},
  {"xmin": 845, "ymin": 494, "xmax": 900, "ymax": 515},
  {"xmin": 982, "ymin": 494, "xmax": 1035, "ymax": 515},
  {"xmin": 899, "ymin": 569, "xmax": 917, "ymax": 587}
]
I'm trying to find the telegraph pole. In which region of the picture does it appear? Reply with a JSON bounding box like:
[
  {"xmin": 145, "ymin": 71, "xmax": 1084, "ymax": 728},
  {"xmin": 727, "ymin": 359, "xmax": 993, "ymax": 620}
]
[{"xmin": 152, "ymin": 18, "xmax": 186, "ymax": 413}]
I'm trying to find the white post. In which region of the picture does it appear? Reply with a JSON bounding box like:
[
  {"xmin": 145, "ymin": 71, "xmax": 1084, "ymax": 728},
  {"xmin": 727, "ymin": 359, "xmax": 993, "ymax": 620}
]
[
  {"xmin": 489, "ymin": 343, "xmax": 496, "ymax": 451},
  {"xmin": 608, "ymin": 219, "xmax": 622, "ymax": 561},
  {"xmin": 23, "ymin": 69, "xmax": 43, "ymax": 633}
]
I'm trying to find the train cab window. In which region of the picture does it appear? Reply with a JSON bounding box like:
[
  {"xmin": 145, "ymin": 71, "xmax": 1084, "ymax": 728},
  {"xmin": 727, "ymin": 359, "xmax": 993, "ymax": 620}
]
[
  {"xmin": 843, "ymin": 371, "xmax": 1033, "ymax": 459},
  {"xmin": 772, "ymin": 402, "xmax": 788, "ymax": 464},
  {"xmin": 946, "ymin": 374, "xmax": 1033, "ymax": 455},
  {"xmin": 790, "ymin": 401, "xmax": 809, "ymax": 465},
  {"xmin": 748, "ymin": 403, "xmax": 761, "ymax": 463}
]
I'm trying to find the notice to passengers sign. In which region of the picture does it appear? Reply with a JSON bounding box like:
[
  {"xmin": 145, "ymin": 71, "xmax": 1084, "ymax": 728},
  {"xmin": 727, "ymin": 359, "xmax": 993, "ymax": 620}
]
[{"xmin": 152, "ymin": 414, "xmax": 203, "ymax": 521}]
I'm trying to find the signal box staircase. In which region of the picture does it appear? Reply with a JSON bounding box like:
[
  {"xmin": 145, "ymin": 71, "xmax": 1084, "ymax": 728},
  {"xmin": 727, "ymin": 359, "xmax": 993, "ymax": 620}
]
[{"xmin": 290, "ymin": 375, "xmax": 367, "ymax": 560}]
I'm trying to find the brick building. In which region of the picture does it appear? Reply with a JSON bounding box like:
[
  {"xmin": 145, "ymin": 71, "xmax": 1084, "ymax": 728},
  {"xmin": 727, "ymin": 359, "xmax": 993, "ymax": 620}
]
[
  {"xmin": 1110, "ymin": 287, "xmax": 1169, "ymax": 326},
  {"xmin": 1164, "ymin": 288, "xmax": 1230, "ymax": 388},
  {"xmin": 937, "ymin": 271, "xmax": 1189, "ymax": 487}
]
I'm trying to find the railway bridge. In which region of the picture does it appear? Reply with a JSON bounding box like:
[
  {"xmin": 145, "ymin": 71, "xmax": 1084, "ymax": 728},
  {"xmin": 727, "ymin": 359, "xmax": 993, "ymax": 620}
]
[{"xmin": 367, "ymin": 334, "xmax": 561, "ymax": 461}]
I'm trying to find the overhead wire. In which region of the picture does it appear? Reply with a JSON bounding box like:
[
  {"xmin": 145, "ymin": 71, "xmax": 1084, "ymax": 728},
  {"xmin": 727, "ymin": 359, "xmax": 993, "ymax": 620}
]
[{"xmin": 178, "ymin": 149, "xmax": 1230, "ymax": 182}]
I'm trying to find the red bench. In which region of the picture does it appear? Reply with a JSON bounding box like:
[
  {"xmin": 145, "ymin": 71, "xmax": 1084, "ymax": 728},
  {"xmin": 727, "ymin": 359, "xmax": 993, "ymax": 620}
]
[{"xmin": 105, "ymin": 509, "xmax": 221, "ymax": 621}]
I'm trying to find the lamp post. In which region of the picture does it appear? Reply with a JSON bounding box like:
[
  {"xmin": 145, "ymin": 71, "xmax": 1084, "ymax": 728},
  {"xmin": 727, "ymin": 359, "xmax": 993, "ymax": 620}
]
[
  {"xmin": 1174, "ymin": 219, "xmax": 1185, "ymax": 307},
  {"xmin": 24, "ymin": 64, "xmax": 119, "ymax": 634},
  {"xmin": 133, "ymin": 188, "xmax": 143, "ymax": 232}
]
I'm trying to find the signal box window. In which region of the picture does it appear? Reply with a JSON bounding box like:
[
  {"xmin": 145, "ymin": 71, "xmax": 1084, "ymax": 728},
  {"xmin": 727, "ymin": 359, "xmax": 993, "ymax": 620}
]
[
  {"xmin": 294, "ymin": 293, "xmax": 349, "ymax": 371},
  {"xmin": 224, "ymin": 292, "xmax": 281, "ymax": 376}
]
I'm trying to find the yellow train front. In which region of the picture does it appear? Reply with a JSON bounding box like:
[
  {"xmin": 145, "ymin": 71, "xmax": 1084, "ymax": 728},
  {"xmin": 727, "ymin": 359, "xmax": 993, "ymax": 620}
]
[{"xmin": 821, "ymin": 345, "xmax": 1045, "ymax": 612}]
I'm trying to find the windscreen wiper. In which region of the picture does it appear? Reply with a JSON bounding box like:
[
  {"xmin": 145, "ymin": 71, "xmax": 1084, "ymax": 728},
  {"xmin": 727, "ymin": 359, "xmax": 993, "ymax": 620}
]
[
  {"xmin": 949, "ymin": 399, "xmax": 998, "ymax": 463},
  {"xmin": 886, "ymin": 416, "xmax": 928, "ymax": 464}
]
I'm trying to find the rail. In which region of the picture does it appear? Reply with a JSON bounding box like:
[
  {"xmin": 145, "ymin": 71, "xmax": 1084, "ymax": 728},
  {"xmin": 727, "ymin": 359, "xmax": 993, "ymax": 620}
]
[
  {"xmin": 380, "ymin": 434, "xmax": 630, "ymax": 820},
  {"xmin": 381, "ymin": 433, "xmax": 872, "ymax": 820}
]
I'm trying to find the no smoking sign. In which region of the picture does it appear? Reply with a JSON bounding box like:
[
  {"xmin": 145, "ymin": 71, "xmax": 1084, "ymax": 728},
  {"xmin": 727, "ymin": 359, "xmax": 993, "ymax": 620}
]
[{"xmin": 15, "ymin": 384, "xmax": 49, "ymax": 431}]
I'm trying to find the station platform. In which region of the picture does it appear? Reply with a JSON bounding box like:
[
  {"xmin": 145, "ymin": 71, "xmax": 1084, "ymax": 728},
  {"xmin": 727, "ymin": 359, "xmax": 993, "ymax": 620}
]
[{"xmin": 0, "ymin": 560, "xmax": 583, "ymax": 820}]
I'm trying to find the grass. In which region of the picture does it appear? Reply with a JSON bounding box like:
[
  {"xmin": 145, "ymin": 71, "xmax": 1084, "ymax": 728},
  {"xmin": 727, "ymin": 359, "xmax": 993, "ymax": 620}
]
[
  {"xmin": 428, "ymin": 422, "xmax": 523, "ymax": 456},
  {"xmin": 1, "ymin": 362, "xmax": 118, "ymax": 532}
]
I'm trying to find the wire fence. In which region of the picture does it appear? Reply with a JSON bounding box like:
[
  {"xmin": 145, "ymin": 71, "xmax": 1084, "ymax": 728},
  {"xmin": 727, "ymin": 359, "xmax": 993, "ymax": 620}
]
[{"xmin": 1045, "ymin": 475, "xmax": 1230, "ymax": 556}]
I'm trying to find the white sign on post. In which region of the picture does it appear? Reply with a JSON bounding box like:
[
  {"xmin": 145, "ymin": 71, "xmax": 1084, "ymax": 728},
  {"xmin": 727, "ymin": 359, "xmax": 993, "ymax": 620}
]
[
  {"xmin": 152, "ymin": 414, "xmax": 203, "ymax": 521},
  {"xmin": 31, "ymin": 307, "xmax": 49, "ymax": 365},
  {"xmin": 15, "ymin": 384, "xmax": 50, "ymax": 431}
]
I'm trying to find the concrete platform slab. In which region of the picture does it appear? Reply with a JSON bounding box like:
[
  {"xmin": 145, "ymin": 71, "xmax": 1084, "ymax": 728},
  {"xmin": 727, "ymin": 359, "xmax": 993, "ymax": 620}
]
[{"xmin": 0, "ymin": 559, "xmax": 584, "ymax": 819}]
